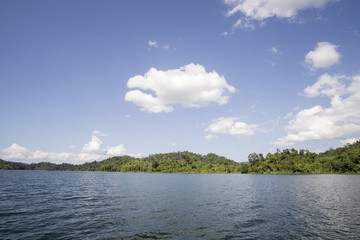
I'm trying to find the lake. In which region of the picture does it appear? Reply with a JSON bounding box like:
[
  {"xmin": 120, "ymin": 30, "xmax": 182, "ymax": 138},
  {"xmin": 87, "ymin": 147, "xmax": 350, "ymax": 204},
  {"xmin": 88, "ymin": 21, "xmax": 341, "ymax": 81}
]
[{"xmin": 0, "ymin": 171, "xmax": 359, "ymax": 239}]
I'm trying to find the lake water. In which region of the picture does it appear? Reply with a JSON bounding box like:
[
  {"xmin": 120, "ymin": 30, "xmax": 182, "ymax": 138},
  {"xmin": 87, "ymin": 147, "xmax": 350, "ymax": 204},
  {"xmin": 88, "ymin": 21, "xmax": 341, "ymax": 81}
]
[{"xmin": 0, "ymin": 171, "xmax": 359, "ymax": 239}]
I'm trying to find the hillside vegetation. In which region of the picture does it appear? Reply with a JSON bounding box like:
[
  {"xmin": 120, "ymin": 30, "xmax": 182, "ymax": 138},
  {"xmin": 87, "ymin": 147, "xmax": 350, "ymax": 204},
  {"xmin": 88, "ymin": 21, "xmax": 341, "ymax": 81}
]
[
  {"xmin": 248, "ymin": 141, "xmax": 360, "ymax": 174},
  {"xmin": 1, "ymin": 141, "xmax": 359, "ymax": 174},
  {"xmin": 0, "ymin": 151, "xmax": 248, "ymax": 174}
]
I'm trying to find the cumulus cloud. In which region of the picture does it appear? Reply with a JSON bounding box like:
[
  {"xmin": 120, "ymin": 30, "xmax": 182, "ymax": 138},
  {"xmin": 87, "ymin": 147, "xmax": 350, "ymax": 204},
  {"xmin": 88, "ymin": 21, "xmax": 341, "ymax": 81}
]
[
  {"xmin": 1, "ymin": 143, "xmax": 76, "ymax": 163},
  {"xmin": 81, "ymin": 135, "xmax": 102, "ymax": 153},
  {"xmin": 224, "ymin": 0, "xmax": 336, "ymax": 30},
  {"xmin": 305, "ymin": 42, "xmax": 341, "ymax": 70},
  {"xmin": 106, "ymin": 144, "xmax": 127, "ymax": 156},
  {"xmin": 1, "ymin": 139, "xmax": 137, "ymax": 164},
  {"xmin": 31, "ymin": 150, "xmax": 49, "ymax": 159},
  {"xmin": 274, "ymin": 74, "xmax": 360, "ymax": 146},
  {"xmin": 205, "ymin": 117, "xmax": 260, "ymax": 137},
  {"xmin": 2, "ymin": 143, "xmax": 32, "ymax": 159},
  {"xmin": 303, "ymin": 74, "xmax": 346, "ymax": 97},
  {"xmin": 125, "ymin": 63, "xmax": 236, "ymax": 113}
]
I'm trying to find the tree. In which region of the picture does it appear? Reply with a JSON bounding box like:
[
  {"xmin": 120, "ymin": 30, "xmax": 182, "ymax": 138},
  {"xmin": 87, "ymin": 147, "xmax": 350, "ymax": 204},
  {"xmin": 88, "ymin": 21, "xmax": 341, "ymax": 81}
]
[{"xmin": 248, "ymin": 153, "xmax": 259, "ymax": 167}]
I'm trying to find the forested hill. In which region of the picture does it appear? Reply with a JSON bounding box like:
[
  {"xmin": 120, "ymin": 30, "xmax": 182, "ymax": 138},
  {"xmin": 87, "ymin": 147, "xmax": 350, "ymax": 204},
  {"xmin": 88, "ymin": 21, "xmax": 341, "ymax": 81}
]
[
  {"xmin": 1, "ymin": 141, "xmax": 359, "ymax": 174},
  {"xmin": 0, "ymin": 151, "xmax": 249, "ymax": 174},
  {"xmin": 248, "ymin": 140, "xmax": 360, "ymax": 174}
]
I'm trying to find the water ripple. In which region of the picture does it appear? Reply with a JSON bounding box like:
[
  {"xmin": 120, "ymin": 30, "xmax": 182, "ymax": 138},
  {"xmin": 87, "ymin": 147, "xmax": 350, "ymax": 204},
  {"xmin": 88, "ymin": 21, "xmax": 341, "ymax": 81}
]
[{"xmin": 1, "ymin": 171, "xmax": 360, "ymax": 239}]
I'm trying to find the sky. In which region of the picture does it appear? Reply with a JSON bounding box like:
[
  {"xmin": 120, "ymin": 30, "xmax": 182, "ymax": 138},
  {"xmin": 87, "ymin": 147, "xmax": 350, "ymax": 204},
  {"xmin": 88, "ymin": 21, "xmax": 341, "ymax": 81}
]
[{"xmin": 1, "ymin": 0, "xmax": 360, "ymax": 164}]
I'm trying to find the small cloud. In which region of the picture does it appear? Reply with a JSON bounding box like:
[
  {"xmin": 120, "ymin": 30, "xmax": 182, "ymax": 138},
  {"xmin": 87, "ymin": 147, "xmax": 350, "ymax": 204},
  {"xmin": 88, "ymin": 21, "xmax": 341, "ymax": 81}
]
[
  {"xmin": 265, "ymin": 59, "xmax": 276, "ymax": 66},
  {"xmin": 233, "ymin": 18, "xmax": 255, "ymax": 31},
  {"xmin": 340, "ymin": 138, "xmax": 358, "ymax": 145},
  {"xmin": 148, "ymin": 40, "xmax": 158, "ymax": 48},
  {"xmin": 171, "ymin": 142, "xmax": 178, "ymax": 146},
  {"xmin": 205, "ymin": 117, "xmax": 260, "ymax": 137},
  {"xmin": 250, "ymin": 103, "xmax": 257, "ymax": 113},
  {"xmin": 205, "ymin": 134, "xmax": 218, "ymax": 140},
  {"xmin": 92, "ymin": 130, "xmax": 110, "ymax": 137},
  {"xmin": 69, "ymin": 145, "xmax": 76, "ymax": 149},
  {"xmin": 345, "ymin": 27, "xmax": 360, "ymax": 38},
  {"xmin": 293, "ymin": 106, "xmax": 301, "ymax": 111},
  {"xmin": 269, "ymin": 46, "xmax": 280, "ymax": 54},
  {"xmin": 148, "ymin": 41, "xmax": 172, "ymax": 51},
  {"xmin": 125, "ymin": 114, "xmax": 130, "ymax": 118},
  {"xmin": 304, "ymin": 42, "xmax": 341, "ymax": 70},
  {"xmin": 220, "ymin": 31, "xmax": 229, "ymax": 36},
  {"xmin": 283, "ymin": 112, "xmax": 294, "ymax": 119}
]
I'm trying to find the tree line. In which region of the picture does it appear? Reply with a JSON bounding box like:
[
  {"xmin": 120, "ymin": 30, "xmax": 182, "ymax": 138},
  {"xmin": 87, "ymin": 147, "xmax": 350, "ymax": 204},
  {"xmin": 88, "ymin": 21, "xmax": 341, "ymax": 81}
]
[
  {"xmin": 0, "ymin": 151, "xmax": 248, "ymax": 174},
  {"xmin": 1, "ymin": 141, "xmax": 359, "ymax": 174},
  {"xmin": 247, "ymin": 140, "xmax": 360, "ymax": 174}
]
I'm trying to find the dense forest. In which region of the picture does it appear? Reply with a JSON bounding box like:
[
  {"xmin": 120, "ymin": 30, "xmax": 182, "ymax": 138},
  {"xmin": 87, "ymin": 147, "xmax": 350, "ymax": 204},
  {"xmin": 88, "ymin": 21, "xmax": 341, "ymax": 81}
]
[
  {"xmin": 1, "ymin": 141, "xmax": 359, "ymax": 174},
  {"xmin": 248, "ymin": 140, "xmax": 360, "ymax": 174},
  {"xmin": 0, "ymin": 151, "xmax": 248, "ymax": 174}
]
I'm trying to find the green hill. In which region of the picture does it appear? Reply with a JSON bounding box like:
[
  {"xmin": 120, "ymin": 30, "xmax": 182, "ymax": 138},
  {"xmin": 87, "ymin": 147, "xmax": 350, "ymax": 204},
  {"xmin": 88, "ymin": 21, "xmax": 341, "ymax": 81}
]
[
  {"xmin": 1, "ymin": 141, "xmax": 359, "ymax": 174},
  {"xmin": 0, "ymin": 151, "xmax": 248, "ymax": 174},
  {"xmin": 248, "ymin": 140, "xmax": 360, "ymax": 174}
]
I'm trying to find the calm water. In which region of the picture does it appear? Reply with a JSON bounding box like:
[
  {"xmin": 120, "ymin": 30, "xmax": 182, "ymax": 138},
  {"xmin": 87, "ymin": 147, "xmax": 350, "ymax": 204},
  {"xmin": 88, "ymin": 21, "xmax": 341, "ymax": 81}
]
[{"xmin": 0, "ymin": 171, "xmax": 359, "ymax": 239}]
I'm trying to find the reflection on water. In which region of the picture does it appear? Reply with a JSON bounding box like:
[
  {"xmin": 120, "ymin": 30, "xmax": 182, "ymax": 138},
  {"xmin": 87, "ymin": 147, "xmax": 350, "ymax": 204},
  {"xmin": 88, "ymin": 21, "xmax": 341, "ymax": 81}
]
[{"xmin": 0, "ymin": 171, "xmax": 359, "ymax": 239}]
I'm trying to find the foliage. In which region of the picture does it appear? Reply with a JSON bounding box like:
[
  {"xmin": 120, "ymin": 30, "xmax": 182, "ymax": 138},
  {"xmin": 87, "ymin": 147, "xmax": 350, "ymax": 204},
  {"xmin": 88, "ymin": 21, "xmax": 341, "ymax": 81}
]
[
  {"xmin": 247, "ymin": 140, "xmax": 360, "ymax": 174},
  {"xmin": 1, "ymin": 141, "xmax": 359, "ymax": 174},
  {"xmin": 0, "ymin": 151, "xmax": 248, "ymax": 174}
]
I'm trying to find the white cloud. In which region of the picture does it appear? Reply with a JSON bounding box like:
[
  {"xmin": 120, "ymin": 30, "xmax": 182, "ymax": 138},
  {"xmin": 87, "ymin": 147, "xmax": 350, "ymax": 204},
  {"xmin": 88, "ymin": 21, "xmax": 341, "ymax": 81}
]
[
  {"xmin": 305, "ymin": 42, "xmax": 341, "ymax": 70},
  {"xmin": 148, "ymin": 41, "xmax": 172, "ymax": 51},
  {"xmin": 274, "ymin": 74, "xmax": 360, "ymax": 146},
  {"xmin": 81, "ymin": 135, "xmax": 102, "ymax": 153},
  {"xmin": 233, "ymin": 18, "xmax": 255, "ymax": 31},
  {"xmin": 125, "ymin": 63, "xmax": 236, "ymax": 113},
  {"xmin": 220, "ymin": 31, "xmax": 229, "ymax": 36},
  {"xmin": 69, "ymin": 145, "xmax": 76, "ymax": 149},
  {"xmin": 340, "ymin": 138, "xmax": 358, "ymax": 146},
  {"xmin": 204, "ymin": 134, "xmax": 219, "ymax": 140},
  {"xmin": 303, "ymin": 74, "xmax": 346, "ymax": 98},
  {"xmin": 269, "ymin": 46, "xmax": 281, "ymax": 54},
  {"xmin": 224, "ymin": 0, "xmax": 336, "ymax": 30},
  {"xmin": 2, "ymin": 143, "xmax": 32, "ymax": 159},
  {"xmin": 1, "ymin": 143, "xmax": 77, "ymax": 163},
  {"xmin": 148, "ymin": 41, "xmax": 158, "ymax": 48},
  {"xmin": 1, "ymin": 141, "xmax": 137, "ymax": 164},
  {"xmin": 206, "ymin": 117, "xmax": 260, "ymax": 136},
  {"xmin": 31, "ymin": 150, "xmax": 49, "ymax": 159},
  {"xmin": 284, "ymin": 112, "xmax": 294, "ymax": 119},
  {"xmin": 92, "ymin": 130, "xmax": 110, "ymax": 137},
  {"xmin": 106, "ymin": 144, "xmax": 127, "ymax": 156}
]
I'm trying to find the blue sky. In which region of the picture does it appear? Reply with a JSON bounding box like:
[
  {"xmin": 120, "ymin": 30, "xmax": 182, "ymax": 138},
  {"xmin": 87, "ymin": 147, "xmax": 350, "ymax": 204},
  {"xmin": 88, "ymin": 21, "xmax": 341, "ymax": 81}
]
[{"xmin": 1, "ymin": 0, "xmax": 360, "ymax": 164}]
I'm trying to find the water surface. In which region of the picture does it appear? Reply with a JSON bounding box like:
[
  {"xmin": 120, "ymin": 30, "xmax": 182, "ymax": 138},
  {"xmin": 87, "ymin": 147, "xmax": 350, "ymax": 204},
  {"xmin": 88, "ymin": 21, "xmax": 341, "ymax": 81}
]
[{"xmin": 1, "ymin": 171, "xmax": 359, "ymax": 239}]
